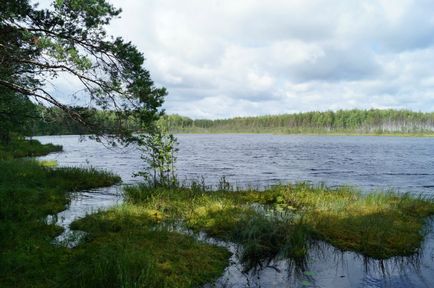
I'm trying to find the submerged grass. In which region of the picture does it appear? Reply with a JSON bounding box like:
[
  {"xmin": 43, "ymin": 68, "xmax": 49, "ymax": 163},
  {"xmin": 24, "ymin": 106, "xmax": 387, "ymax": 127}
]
[{"xmin": 120, "ymin": 182, "xmax": 434, "ymax": 270}]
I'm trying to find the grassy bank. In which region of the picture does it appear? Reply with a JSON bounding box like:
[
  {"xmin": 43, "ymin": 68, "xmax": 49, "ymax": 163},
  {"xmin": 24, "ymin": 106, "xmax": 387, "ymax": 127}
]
[
  {"xmin": 0, "ymin": 138, "xmax": 62, "ymax": 159},
  {"xmin": 0, "ymin": 141, "xmax": 229, "ymax": 288},
  {"xmin": 80, "ymin": 182, "xmax": 434, "ymax": 272},
  {"xmin": 0, "ymin": 158, "xmax": 122, "ymax": 287}
]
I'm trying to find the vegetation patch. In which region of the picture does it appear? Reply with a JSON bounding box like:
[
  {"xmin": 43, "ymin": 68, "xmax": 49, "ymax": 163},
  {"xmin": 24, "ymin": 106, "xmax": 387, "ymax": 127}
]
[
  {"xmin": 70, "ymin": 208, "xmax": 230, "ymax": 288},
  {"xmin": 0, "ymin": 138, "xmax": 62, "ymax": 159},
  {"xmin": 0, "ymin": 155, "xmax": 121, "ymax": 287},
  {"xmin": 0, "ymin": 141, "xmax": 229, "ymax": 288},
  {"xmin": 122, "ymin": 182, "xmax": 434, "ymax": 270},
  {"xmin": 30, "ymin": 108, "xmax": 434, "ymax": 137}
]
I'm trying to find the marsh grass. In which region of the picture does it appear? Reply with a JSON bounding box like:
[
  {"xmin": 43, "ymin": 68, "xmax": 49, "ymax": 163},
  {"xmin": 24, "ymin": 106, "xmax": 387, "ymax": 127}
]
[
  {"xmin": 3, "ymin": 139, "xmax": 434, "ymax": 286},
  {"xmin": 0, "ymin": 155, "xmax": 121, "ymax": 287},
  {"xmin": 0, "ymin": 138, "xmax": 62, "ymax": 159},
  {"xmin": 1, "ymin": 141, "xmax": 229, "ymax": 288},
  {"xmin": 120, "ymin": 182, "xmax": 434, "ymax": 271},
  {"xmin": 70, "ymin": 209, "xmax": 230, "ymax": 288}
]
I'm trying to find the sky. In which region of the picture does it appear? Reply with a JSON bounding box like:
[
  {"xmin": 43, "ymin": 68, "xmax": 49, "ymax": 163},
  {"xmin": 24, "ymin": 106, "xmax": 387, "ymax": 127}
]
[{"xmin": 39, "ymin": 0, "xmax": 434, "ymax": 119}]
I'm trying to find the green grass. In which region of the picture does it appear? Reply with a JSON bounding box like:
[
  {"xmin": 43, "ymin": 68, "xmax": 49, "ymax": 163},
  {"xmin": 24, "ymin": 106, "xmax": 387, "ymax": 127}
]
[
  {"xmin": 120, "ymin": 182, "xmax": 434, "ymax": 270},
  {"xmin": 0, "ymin": 140, "xmax": 229, "ymax": 288},
  {"xmin": 0, "ymin": 159, "xmax": 122, "ymax": 287},
  {"xmin": 0, "ymin": 138, "xmax": 62, "ymax": 159},
  {"xmin": 70, "ymin": 207, "xmax": 230, "ymax": 288}
]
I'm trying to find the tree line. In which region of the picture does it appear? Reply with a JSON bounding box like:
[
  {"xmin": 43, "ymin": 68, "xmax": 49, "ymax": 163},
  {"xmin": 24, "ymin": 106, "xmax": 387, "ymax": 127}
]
[
  {"xmin": 159, "ymin": 109, "xmax": 434, "ymax": 134},
  {"xmin": 28, "ymin": 108, "xmax": 434, "ymax": 135},
  {"xmin": 30, "ymin": 106, "xmax": 142, "ymax": 136}
]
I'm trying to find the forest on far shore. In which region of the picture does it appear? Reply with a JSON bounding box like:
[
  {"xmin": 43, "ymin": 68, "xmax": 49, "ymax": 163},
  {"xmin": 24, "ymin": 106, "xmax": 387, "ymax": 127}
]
[{"xmin": 31, "ymin": 108, "xmax": 434, "ymax": 136}]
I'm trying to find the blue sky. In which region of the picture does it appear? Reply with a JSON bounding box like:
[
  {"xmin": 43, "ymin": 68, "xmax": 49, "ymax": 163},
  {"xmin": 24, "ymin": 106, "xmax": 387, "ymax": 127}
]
[{"xmin": 39, "ymin": 0, "xmax": 434, "ymax": 119}]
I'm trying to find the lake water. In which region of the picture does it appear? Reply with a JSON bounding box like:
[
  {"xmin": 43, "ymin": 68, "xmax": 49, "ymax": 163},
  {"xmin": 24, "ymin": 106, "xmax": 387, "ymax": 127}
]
[
  {"xmin": 37, "ymin": 134, "xmax": 434, "ymax": 194},
  {"xmin": 36, "ymin": 134, "xmax": 434, "ymax": 288}
]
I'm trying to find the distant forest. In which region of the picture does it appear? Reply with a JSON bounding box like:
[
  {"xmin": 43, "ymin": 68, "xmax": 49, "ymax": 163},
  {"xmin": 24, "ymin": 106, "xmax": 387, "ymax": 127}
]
[
  {"xmin": 32, "ymin": 108, "xmax": 434, "ymax": 136},
  {"xmin": 32, "ymin": 106, "xmax": 141, "ymax": 136}
]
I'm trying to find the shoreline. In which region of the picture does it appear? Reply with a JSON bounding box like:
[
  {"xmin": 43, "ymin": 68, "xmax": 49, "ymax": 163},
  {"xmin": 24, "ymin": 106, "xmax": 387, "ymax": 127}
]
[{"xmin": 32, "ymin": 132, "xmax": 434, "ymax": 138}]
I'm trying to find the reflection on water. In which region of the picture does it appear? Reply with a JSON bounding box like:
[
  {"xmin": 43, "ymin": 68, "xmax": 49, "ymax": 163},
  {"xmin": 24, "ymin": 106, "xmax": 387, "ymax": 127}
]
[
  {"xmin": 46, "ymin": 187, "xmax": 123, "ymax": 247},
  {"xmin": 203, "ymin": 233, "xmax": 434, "ymax": 288},
  {"xmin": 36, "ymin": 134, "xmax": 434, "ymax": 287},
  {"xmin": 163, "ymin": 221, "xmax": 434, "ymax": 288}
]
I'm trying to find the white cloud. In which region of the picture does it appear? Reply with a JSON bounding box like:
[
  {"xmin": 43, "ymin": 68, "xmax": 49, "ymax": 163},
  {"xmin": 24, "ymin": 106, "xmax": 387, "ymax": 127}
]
[{"xmin": 36, "ymin": 0, "xmax": 434, "ymax": 118}]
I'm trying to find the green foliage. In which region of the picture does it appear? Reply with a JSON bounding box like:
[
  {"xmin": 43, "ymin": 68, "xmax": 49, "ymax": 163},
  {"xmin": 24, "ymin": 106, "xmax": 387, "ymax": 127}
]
[
  {"xmin": 158, "ymin": 109, "xmax": 434, "ymax": 135},
  {"xmin": 0, "ymin": 0, "xmax": 166, "ymax": 143},
  {"xmin": 32, "ymin": 105, "xmax": 142, "ymax": 136},
  {"xmin": 136, "ymin": 125, "xmax": 179, "ymax": 187},
  {"xmin": 31, "ymin": 108, "xmax": 434, "ymax": 136},
  {"xmin": 0, "ymin": 89, "xmax": 38, "ymax": 144}
]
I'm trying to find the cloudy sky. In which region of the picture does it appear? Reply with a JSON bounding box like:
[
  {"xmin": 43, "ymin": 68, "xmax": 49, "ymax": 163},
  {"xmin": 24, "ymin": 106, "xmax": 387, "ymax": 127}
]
[{"xmin": 41, "ymin": 0, "xmax": 434, "ymax": 119}]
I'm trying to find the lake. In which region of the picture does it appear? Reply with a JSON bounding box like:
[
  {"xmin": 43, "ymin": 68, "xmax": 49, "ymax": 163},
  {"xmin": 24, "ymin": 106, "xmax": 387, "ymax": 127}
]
[
  {"xmin": 37, "ymin": 134, "xmax": 434, "ymax": 194},
  {"xmin": 36, "ymin": 134, "xmax": 434, "ymax": 288}
]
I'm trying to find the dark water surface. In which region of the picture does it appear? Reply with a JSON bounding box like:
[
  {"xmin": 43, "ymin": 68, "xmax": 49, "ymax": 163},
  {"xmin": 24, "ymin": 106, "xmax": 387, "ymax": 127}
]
[{"xmin": 36, "ymin": 134, "xmax": 434, "ymax": 288}]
